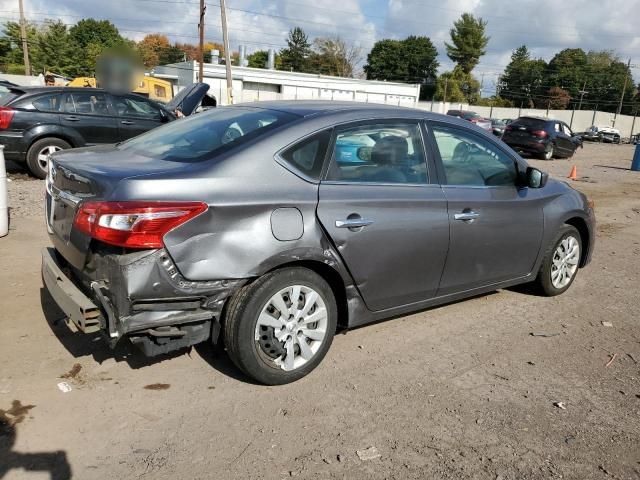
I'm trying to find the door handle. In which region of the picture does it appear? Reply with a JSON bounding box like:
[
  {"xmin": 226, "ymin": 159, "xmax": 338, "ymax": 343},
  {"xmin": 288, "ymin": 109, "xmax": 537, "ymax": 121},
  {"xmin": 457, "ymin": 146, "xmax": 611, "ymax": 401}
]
[
  {"xmin": 121, "ymin": 120, "xmax": 134, "ymax": 125},
  {"xmin": 335, "ymin": 218, "xmax": 374, "ymax": 229},
  {"xmin": 454, "ymin": 211, "xmax": 480, "ymax": 221},
  {"xmin": 63, "ymin": 116, "xmax": 79, "ymax": 121}
]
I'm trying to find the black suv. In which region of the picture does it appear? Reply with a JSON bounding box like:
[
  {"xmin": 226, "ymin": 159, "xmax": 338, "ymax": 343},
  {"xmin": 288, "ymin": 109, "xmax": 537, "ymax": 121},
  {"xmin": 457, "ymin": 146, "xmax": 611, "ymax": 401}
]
[
  {"xmin": 0, "ymin": 84, "xmax": 209, "ymax": 178},
  {"xmin": 501, "ymin": 116, "xmax": 582, "ymax": 160}
]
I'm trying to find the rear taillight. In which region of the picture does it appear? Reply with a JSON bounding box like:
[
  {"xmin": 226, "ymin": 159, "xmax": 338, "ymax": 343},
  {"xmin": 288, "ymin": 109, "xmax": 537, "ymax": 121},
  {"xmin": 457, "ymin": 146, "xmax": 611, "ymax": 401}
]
[
  {"xmin": 74, "ymin": 201, "xmax": 208, "ymax": 249},
  {"xmin": 0, "ymin": 107, "xmax": 15, "ymax": 129},
  {"xmin": 532, "ymin": 130, "xmax": 548, "ymax": 138}
]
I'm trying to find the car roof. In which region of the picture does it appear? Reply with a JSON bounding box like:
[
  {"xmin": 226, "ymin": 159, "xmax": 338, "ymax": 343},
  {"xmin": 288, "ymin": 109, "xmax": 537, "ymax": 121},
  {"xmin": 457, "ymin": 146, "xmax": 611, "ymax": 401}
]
[
  {"xmin": 518, "ymin": 115, "xmax": 552, "ymax": 122},
  {"xmin": 235, "ymin": 100, "xmax": 421, "ymax": 118},
  {"xmin": 9, "ymin": 86, "xmax": 108, "ymax": 95}
]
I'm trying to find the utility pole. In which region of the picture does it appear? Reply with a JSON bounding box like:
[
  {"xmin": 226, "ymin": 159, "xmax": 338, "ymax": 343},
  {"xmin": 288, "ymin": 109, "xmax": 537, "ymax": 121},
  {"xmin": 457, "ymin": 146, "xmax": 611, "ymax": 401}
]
[
  {"xmin": 442, "ymin": 77, "xmax": 448, "ymax": 104},
  {"xmin": 220, "ymin": 0, "xmax": 233, "ymax": 104},
  {"xmin": 577, "ymin": 80, "xmax": 588, "ymax": 110},
  {"xmin": 198, "ymin": 0, "xmax": 205, "ymax": 82},
  {"xmin": 18, "ymin": 0, "xmax": 30, "ymax": 75},
  {"xmin": 614, "ymin": 58, "xmax": 631, "ymax": 127}
]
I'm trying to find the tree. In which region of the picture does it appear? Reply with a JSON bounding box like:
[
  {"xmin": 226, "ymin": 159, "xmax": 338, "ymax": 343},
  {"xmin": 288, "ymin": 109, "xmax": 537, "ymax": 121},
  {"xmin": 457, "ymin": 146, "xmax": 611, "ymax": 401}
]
[
  {"xmin": 247, "ymin": 50, "xmax": 268, "ymax": 68},
  {"xmin": 280, "ymin": 27, "xmax": 312, "ymax": 72},
  {"xmin": 364, "ymin": 36, "xmax": 438, "ymax": 85},
  {"xmin": 0, "ymin": 21, "xmax": 38, "ymax": 74},
  {"xmin": 310, "ymin": 37, "xmax": 361, "ymax": 77},
  {"xmin": 68, "ymin": 19, "xmax": 131, "ymax": 75},
  {"xmin": 546, "ymin": 87, "xmax": 571, "ymax": 109},
  {"xmin": 32, "ymin": 20, "xmax": 77, "ymax": 76},
  {"xmin": 445, "ymin": 13, "xmax": 489, "ymax": 74},
  {"xmin": 433, "ymin": 67, "xmax": 480, "ymax": 104},
  {"xmin": 137, "ymin": 34, "xmax": 170, "ymax": 69},
  {"xmin": 499, "ymin": 46, "xmax": 547, "ymax": 106}
]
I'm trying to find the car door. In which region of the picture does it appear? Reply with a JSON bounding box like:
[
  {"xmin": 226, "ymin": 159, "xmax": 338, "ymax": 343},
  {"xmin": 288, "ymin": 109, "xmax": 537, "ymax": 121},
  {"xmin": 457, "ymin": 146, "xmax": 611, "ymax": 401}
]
[
  {"xmin": 316, "ymin": 120, "xmax": 450, "ymax": 311},
  {"xmin": 553, "ymin": 121, "xmax": 573, "ymax": 155},
  {"xmin": 428, "ymin": 122, "xmax": 544, "ymax": 295},
  {"xmin": 60, "ymin": 91, "xmax": 119, "ymax": 145},
  {"xmin": 561, "ymin": 122, "xmax": 580, "ymax": 153},
  {"xmin": 111, "ymin": 94, "xmax": 166, "ymax": 141}
]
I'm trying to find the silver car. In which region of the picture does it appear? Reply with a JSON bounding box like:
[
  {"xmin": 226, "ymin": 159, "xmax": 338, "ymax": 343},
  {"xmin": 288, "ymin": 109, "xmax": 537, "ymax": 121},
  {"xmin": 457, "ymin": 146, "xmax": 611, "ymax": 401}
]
[{"xmin": 42, "ymin": 101, "xmax": 595, "ymax": 384}]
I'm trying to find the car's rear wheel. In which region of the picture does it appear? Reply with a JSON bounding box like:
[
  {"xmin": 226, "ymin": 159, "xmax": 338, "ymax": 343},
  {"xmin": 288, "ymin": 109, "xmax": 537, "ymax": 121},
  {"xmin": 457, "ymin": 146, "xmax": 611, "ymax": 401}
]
[
  {"xmin": 223, "ymin": 267, "xmax": 337, "ymax": 385},
  {"xmin": 26, "ymin": 138, "xmax": 71, "ymax": 179},
  {"xmin": 535, "ymin": 225, "xmax": 582, "ymax": 296}
]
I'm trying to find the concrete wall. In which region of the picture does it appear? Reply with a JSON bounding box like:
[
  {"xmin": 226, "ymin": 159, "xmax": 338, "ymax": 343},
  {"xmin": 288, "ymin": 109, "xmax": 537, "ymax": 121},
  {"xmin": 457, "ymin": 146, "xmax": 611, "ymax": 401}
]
[{"xmin": 416, "ymin": 101, "xmax": 640, "ymax": 138}]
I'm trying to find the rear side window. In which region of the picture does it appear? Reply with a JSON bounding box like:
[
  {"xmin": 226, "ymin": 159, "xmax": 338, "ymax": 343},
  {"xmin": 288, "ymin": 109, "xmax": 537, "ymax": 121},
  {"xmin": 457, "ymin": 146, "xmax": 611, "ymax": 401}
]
[
  {"xmin": 279, "ymin": 130, "xmax": 331, "ymax": 180},
  {"xmin": 0, "ymin": 90, "xmax": 21, "ymax": 106},
  {"xmin": 32, "ymin": 94, "xmax": 62, "ymax": 112},
  {"xmin": 119, "ymin": 106, "xmax": 296, "ymax": 162},
  {"xmin": 64, "ymin": 92, "xmax": 110, "ymax": 115}
]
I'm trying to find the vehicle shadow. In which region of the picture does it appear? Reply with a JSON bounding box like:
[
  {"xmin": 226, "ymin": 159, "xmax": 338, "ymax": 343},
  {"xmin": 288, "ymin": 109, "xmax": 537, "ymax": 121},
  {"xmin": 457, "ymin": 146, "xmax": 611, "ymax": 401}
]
[
  {"xmin": 593, "ymin": 164, "xmax": 632, "ymax": 171},
  {"xmin": 40, "ymin": 287, "xmax": 253, "ymax": 381},
  {"xmin": 1, "ymin": 413, "xmax": 72, "ymax": 480},
  {"xmin": 40, "ymin": 287, "xmax": 186, "ymax": 369}
]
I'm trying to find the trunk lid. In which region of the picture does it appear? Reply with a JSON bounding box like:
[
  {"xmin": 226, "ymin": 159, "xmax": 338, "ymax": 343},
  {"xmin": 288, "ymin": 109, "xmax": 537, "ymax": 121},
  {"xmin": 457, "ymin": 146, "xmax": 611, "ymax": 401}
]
[
  {"xmin": 46, "ymin": 144, "xmax": 195, "ymax": 270},
  {"xmin": 165, "ymin": 82, "xmax": 210, "ymax": 116}
]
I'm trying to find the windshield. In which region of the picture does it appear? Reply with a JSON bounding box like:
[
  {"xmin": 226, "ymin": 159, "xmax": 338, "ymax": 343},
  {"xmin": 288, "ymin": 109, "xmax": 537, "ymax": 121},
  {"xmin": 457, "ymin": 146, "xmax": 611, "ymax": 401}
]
[
  {"xmin": 118, "ymin": 106, "xmax": 296, "ymax": 162},
  {"xmin": 462, "ymin": 112, "xmax": 481, "ymax": 120},
  {"xmin": 512, "ymin": 117, "xmax": 546, "ymax": 129}
]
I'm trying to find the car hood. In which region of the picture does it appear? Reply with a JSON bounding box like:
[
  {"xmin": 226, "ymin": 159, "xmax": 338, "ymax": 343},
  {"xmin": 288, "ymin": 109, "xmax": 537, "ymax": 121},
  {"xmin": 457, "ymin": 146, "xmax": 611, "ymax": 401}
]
[{"xmin": 165, "ymin": 82, "xmax": 210, "ymax": 116}]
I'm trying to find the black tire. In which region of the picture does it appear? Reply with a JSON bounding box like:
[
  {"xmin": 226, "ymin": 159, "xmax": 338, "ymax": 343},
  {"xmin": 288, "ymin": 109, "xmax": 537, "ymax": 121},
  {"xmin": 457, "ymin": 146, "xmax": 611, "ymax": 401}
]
[
  {"xmin": 26, "ymin": 137, "xmax": 71, "ymax": 179},
  {"xmin": 535, "ymin": 225, "xmax": 582, "ymax": 296},
  {"xmin": 540, "ymin": 143, "xmax": 554, "ymax": 160},
  {"xmin": 223, "ymin": 267, "xmax": 337, "ymax": 385}
]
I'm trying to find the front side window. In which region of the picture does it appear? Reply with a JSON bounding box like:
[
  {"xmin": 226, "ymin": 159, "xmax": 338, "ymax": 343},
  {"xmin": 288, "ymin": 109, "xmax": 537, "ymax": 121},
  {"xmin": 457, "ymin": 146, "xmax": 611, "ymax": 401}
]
[
  {"xmin": 64, "ymin": 92, "xmax": 110, "ymax": 115},
  {"xmin": 432, "ymin": 124, "xmax": 517, "ymax": 187},
  {"xmin": 118, "ymin": 106, "xmax": 295, "ymax": 162},
  {"xmin": 113, "ymin": 95, "xmax": 161, "ymax": 119},
  {"xmin": 561, "ymin": 124, "xmax": 572, "ymax": 136},
  {"xmin": 325, "ymin": 122, "xmax": 428, "ymax": 184}
]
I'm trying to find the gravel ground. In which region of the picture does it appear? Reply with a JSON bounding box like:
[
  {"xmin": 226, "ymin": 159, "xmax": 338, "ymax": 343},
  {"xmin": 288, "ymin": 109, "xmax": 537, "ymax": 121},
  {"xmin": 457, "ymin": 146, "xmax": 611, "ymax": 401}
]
[{"xmin": 1, "ymin": 143, "xmax": 639, "ymax": 480}]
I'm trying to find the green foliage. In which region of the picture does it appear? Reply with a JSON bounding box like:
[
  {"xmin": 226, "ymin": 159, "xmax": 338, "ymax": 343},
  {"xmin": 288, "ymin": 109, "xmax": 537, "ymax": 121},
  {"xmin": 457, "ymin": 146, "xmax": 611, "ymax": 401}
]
[
  {"xmin": 474, "ymin": 96, "xmax": 514, "ymax": 107},
  {"xmin": 68, "ymin": 19, "xmax": 132, "ymax": 75},
  {"xmin": 433, "ymin": 67, "xmax": 481, "ymax": 104},
  {"xmin": 247, "ymin": 50, "xmax": 268, "ymax": 68},
  {"xmin": 364, "ymin": 36, "xmax": 438, "ymax": 84},
  {"xmin": 32, "ymin": 20, "xmax": 77, "ymax": 76},
  {"xmin": 499, "ymin": 46, "xmax": 635, "ymax": 113},
  {"xmin": 445, "ymin": 13, "xmax": 489, "ymax": 74},
  {"xmin": 280, "ymin": 27, "xmax": 312, "ymax": 72}
]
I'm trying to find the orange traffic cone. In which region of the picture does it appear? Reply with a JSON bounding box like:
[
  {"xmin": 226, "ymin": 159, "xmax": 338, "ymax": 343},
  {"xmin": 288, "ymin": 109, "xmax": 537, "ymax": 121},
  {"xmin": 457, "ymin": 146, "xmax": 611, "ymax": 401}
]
[{"xmin": 568, "ymin": 165, "xmax": 577, "ymax": 180}]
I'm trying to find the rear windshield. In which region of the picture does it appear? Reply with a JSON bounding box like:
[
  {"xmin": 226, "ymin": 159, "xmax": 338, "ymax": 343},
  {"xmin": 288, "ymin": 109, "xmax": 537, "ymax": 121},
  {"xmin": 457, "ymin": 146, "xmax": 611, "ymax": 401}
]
[
  {"xmin": 462, "ymin": 112, "xmax": 481, "ymax": 120},
  {"xmin": 0, "ymin": 89, "xmax": 21, "ymax": 106},
  {"xmin": 511, "ymin": 117, "xmax": 546, "ymax": 128},
  {"xmin": 118, "ymin": 106, "xmax": 297, "ymax": 162}
]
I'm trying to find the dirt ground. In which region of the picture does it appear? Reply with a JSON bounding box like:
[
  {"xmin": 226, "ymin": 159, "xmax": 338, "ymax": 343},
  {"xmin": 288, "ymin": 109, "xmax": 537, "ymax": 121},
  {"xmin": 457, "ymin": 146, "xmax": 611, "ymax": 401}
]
[{"xmin": 1, "ymin": 143, "xmax": 639, "ymax": 480}]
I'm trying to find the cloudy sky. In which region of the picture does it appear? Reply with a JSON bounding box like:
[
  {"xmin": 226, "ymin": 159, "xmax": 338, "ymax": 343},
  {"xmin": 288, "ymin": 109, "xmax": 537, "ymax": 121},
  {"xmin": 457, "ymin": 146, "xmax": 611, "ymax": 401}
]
[{"xmin": 1, "ymin": 0, "xmax": 639, "ymax": 93}]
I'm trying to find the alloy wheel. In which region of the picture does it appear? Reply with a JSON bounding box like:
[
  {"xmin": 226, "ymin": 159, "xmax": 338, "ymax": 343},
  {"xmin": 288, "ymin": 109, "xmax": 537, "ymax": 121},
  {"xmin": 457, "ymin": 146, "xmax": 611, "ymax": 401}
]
[
  {"xmin": 254, "ymin": 285, "xmax": 328, "ymax": 372},
  {"xmin": 550, "ymin": 235, "xmax": 580, "ymax": 289},
  {"xmin": 37, "ymin": 145, "xmax": 61, "ymax": 172}
]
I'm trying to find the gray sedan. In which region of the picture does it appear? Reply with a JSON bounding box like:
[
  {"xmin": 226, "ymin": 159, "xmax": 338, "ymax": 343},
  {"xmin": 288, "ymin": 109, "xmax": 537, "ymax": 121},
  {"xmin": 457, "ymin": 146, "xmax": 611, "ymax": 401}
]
[{"xmin": 42, "ymin": 101, "xmax": 595, "ymax": 384}]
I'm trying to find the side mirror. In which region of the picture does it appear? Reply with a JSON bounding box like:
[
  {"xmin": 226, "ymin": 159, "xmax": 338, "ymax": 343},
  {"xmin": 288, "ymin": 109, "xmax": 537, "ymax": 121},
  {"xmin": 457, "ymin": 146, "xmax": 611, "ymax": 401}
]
[{"xmin": 526, "ymin": 167, "xmax": 548, "ymax": 188}]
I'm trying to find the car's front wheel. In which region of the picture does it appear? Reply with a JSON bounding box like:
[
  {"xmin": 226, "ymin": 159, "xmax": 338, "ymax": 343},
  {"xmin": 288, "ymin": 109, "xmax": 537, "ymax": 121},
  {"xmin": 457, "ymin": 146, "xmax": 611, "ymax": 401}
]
[
  {"xmin": 26, "ymin": 138, "xmax": 71, "ymax": 179},
  {"xmin": 223, "ymin": 267, "xmax": 337, "ymax": 385},
  {"xmin": 535, "ymin": 225, "xmax": 582, "ymax": 296}
]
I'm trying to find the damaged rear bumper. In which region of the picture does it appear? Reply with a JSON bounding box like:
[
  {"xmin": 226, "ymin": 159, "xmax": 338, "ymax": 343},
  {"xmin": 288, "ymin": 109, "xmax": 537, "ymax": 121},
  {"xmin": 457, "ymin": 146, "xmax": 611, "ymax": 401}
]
[{"xmin": 41, "ymin": 247, "xmax": 245, "ymax": 356}]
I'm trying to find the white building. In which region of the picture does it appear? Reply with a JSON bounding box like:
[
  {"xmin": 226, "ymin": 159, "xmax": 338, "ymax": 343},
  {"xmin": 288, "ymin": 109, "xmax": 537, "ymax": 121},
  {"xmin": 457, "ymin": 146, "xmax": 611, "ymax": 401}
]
[{"xmin": 150, "ymin": 61, "xmax": 421, "ymax": 107}]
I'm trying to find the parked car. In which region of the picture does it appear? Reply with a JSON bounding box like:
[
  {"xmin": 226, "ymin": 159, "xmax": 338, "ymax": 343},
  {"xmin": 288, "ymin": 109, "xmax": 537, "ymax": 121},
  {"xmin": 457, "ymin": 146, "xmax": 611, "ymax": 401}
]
[
  {"xmin": 42, "ymin": 102, "xmax": 595, "ymax": 385},
  {"xmin": 501, "ymin": 116, "xmax": 582, "ymax": 160},
  {"xmin": 446, "ymin": 109, "xmax": 492, "ymax": 132},
  {"xmin": 580, "ymin": 125, "xmax": 621, "ymax": 144},
  {"xmin": 0, "ymin": 83, "xmax": 210, "ymax": 178},
  {"xmin": 490, "ymin": 118, "xmax": 507, "ymax": 137}
]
